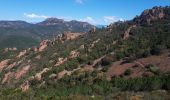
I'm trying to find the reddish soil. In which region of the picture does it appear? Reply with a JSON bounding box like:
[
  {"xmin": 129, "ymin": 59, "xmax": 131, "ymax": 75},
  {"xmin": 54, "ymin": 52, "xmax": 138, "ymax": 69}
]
[{"xmin": 107, "ymin": 51, "xmax": 170, "ymax": 80}]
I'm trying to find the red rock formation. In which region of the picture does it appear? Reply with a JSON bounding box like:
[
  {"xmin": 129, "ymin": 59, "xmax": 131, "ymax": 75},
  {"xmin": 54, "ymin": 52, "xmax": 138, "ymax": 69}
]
[
  {"xmin": 35, "ymin": 68, "xmax": 50, "ymax": 81},
  {"xmin": 20, "ymin": 81, "xmax": 29, "ymax": 92},
  {"xmin": 134, "ymin": 6, "xmax": 165, "ymax": 25},
  {"xmin": 2, "ymin": 72, "xmax": 14, "ymax": 84},
  {"xmin": 69, "ymin": 50, "xmax": 80, "ymax": 59},
  {"xmin": 123, "ymin": 25, "xmax": 136, "ymax": 40},
  {"xmin": 17, "ymin": 50, "xmax": 27, "ymax": 58},
  {"xmin": 38, "ymin": 40, "xmax": 50, "ymax": 52},
  {"xmin": 0, "ymin": 59, "xmax": 10, "ymax": 71},
  {"xmin": 55, "ymin": 58, "xmax": 67, "ymax": 66},
  {"xmin": 62, "ymin": 32, "xmax": 83, "ymax": 40},
  {"xmin": 15, "ymin": 65, "xmax": 31, "ymax": 79}
]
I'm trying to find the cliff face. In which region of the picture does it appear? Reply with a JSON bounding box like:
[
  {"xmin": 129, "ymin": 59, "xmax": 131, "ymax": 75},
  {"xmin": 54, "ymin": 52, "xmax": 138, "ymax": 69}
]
[{"xmin": 134, "ymin": 6, "xmax": 165, "ymax": 25}]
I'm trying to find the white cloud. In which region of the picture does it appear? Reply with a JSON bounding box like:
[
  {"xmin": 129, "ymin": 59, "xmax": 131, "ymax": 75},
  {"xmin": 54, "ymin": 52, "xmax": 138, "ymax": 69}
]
[
  {"xmin": 75, "ymin": 0, "xmax": 84, "ymax": 4},
  {"xmin": 24, "ymin": 13, "xmax": 50, "ymax": 19},
  {"xmin": 79, "ymin": 16, "xmax": 96, "ymax": 24},
  {"xmin": 103, "ymin": 16, "xmax": 124, "ymax": 24},
  {"xmin": 23, "ymin": 13, "xmax": 124, "ymax": 25}
]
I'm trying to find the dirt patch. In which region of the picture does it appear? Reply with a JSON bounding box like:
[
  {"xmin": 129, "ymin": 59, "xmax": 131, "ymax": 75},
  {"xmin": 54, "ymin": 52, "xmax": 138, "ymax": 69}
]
[{"xmin": 107, "ymin": 51, "xmax": 170, "ymax": 80}]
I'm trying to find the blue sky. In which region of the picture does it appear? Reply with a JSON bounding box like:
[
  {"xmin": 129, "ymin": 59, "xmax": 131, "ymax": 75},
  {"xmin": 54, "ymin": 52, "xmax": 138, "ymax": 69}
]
[{"xmin": 0, "ymin": 0, "xmax": 170, "ymax": 25}]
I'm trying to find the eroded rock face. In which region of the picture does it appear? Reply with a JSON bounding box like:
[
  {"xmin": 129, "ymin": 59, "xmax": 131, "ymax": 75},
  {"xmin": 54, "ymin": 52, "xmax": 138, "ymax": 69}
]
[
  {"xmin": 6, "ymin": 62, "xmax": 17, "ymax": 70},
  {"xmin": 38, "ymin": 40, "xmax": 50, "ymax": 52},
  {"xmin": 20, "ymin": 81, "xmax": 29, "ymax": 92},
  {"xmin": 0, "ymin": 59, "xmax": 10, "ymax": 71},
  {"xmin": 55, "ymin": 57, "xmax": 67, "ymax": 66},
  {"xmin": 87, "ymin": 38, "xmax": 100, "ymax": 51},
  {"xmin": 32, "ymin": 46, "xmax": 38, "ymax": 52},
  {"xmin": 17, "ymin": 50, "xmax": 27, "ymax": 58},
  {"xmin": 79, "ymin": 45, "xmax": 85, "ymax": 49},
  {"xmin": 2, "ymin": 65, "xmax": 31, "ymax": 84},
  {"xmin": 57, "ymin": 70, "xmax": 71, "ymax": 79},
  {"xmin": 123, "ymin": 25, "xmax": 136, "ymax": 40},
  {"xmin": 15, "ymin": 65, "xmax": 31, "ymax": 79},
  {"xmin": 134, "ymin": 6, "xmax": 165, "ymax": 25},
  {"xmin": 2, "ymin": 72, "xmax": 14, "ymax": 84},
  {"xmin": 67, "ymin": 32, "xmax": 81, "ymax": 40},
  {"xmin": 35, "ymin": 68, "xmax": 50, "ymax": 81},
  {"xmin": 69, "ymin": 50, "xmax": 80, "ymax": 59},
  {"xmin": 58, "ymin": 32, "xmax": 83, "ymax": 42},
  {"xmin": 35, "ymin": 55, "xmax": 41, "ymax": 59}
]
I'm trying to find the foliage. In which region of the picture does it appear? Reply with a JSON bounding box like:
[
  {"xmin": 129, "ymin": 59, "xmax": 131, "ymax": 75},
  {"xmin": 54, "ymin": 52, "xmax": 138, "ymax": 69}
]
[{"xmin": 124, "ymin": 69, "xmax": 132, "ymax": 76}]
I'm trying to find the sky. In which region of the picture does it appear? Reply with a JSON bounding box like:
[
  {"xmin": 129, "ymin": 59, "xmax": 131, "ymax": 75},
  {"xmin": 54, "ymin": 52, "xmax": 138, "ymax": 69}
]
[{"xmin": 0, "ymin": 0, "xmax": 170, "ymax": 25}]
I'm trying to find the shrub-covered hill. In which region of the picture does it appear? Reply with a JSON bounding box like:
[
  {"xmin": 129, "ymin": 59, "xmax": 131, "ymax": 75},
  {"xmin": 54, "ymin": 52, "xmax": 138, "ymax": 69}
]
[{"xmin": 0, "ymin": 6, "xmax": 170, "ymax": 99}]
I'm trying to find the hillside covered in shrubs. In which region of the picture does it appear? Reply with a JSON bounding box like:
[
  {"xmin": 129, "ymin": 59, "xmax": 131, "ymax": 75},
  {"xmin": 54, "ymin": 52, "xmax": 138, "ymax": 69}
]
[{"xmin": 0, "ymin": 6, "xmax": 170, "ymax": 99}]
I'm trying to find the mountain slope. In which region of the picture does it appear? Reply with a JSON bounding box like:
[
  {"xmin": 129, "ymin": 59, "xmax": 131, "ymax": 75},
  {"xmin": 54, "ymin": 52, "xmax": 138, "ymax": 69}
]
[
  {"xmin": 0, "ymin": 6, "xmax": 170, "ymax": 99},
  {"xmin": 0, "ymin": 18, "xmax": 94, "ymax": 49}
]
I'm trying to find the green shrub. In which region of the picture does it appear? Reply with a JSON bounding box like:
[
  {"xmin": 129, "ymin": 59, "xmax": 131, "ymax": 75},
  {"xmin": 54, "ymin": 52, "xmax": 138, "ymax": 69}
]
[
  {"xmin": 124, "ymin": 69, "xmax": 132, "ymax": 76},
  {"xmin": 101, "ymin": 55, "xmax": 114, "ymax": 66},
  {"xmin": 145, "ymin": 64, "xmax": 160, "ymax": 74}
]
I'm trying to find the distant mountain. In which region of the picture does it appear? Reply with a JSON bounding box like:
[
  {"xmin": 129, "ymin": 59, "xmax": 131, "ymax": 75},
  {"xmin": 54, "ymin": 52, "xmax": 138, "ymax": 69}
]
[
  {"xmin": 0, "ymin": 18, "xmax": 94, "ymax": 49},
  {"xmin": 37, "ymin": 18, "xmax": 93, "ymax": 32},
  {"xmin": 95, "ymin": 25, "xmax": 107, "ymax": 28},
  {"xmin": 37, "ymin": 18, "xmax": 65, "ymax": 26},
  {"xmin": 0, "ymin": 20, "xmax": 32, "ymax": 28}
]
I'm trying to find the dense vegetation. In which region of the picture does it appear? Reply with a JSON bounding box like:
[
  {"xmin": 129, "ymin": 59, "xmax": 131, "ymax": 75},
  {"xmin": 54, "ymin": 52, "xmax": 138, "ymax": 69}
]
[{"xmin": 0, "ymin": 73, "xmax": 169, "ymax": 99}]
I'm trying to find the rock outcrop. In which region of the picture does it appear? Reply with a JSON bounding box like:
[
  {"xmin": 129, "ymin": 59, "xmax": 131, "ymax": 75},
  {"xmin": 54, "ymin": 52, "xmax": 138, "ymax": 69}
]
[
  {"xmin": 15, "ymin": 65, "xmax": 31, "ymax": 79},
  {"xmin": 2, "ymin": 72, "xmax": 14, "ymax": 84},
  {"xmin": 0, "ymin": 59, "xmax": 10, "ymax": 71},
  {"xmin": 55, "ymin": 58, "xmax": 68, "ymax": 66},
  {"xmin": 2, "ymin": 65, "xmax": 31, "ymax": 84},
  {"xmin": 123, "ymin": 25, "xmax": 136, "ymax": 40},
  {"xmin": 17, "ymin": 50, "xmax": 27, "ymax": 58},
  {"xmin": 134, "ymin": 6, "xmax": 165, "ymax": 25},
  {"xmin": 20, "ymin": 81, "xmax": 29, "ymax": 92},
  {"xmin": 35, "ymin": 68, "xmax": 50, "ymax": 81},
  {"xmin": 69, "ymin": 50, "xmax": 80, "ymax": 59},
  {"xmin": 4, "ymin": 47, "xmax": 17, "ymax": 52},
  {"xmin": 38, "ymin": 40, "xmax": 51, "ymax": 52},
  {"xmin": 57, "ymin": 32, "xmax": 83, "ymax": 42}
]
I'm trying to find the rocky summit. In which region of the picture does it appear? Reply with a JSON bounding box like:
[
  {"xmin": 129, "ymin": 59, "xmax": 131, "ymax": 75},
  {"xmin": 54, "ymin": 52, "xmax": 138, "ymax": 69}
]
[{"xmin": 134, "ymin": 6, "xmax": 165, "ymax": 25}]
